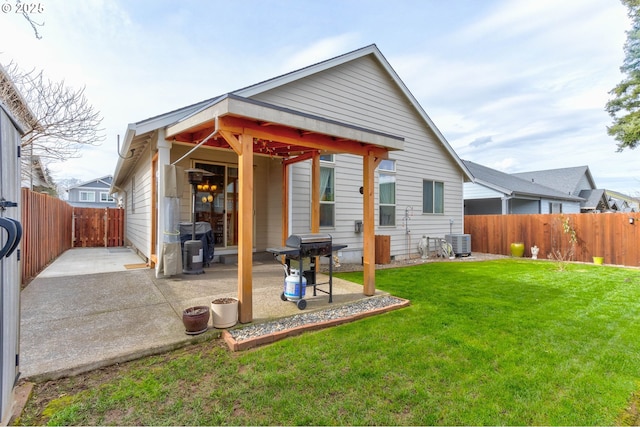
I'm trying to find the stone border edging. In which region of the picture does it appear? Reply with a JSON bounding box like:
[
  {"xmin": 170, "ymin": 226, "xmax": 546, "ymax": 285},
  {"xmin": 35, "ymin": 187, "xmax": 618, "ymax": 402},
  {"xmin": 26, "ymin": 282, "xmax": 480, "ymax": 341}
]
[{"xmin": 222, "ymin": 298, "xmax": 411, "ymax": 351}]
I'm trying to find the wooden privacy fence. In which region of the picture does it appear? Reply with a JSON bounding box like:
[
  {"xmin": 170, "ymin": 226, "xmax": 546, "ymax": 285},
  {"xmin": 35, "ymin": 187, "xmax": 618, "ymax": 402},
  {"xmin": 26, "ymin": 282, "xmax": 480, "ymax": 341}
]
[
  {"xmin": 73, "ymin": 207, "xmax": 124, "ymax": 248},
  {"xmin": 21, "ymin": 188, "xmax": 74, "ymax": 284},
  {"xmin": 464, "ymin": 213, "xmax": 640, "ymax": 267},
  {"xmin": 21, "ymin": 188, "xmax": 125, "ymax": 284}
]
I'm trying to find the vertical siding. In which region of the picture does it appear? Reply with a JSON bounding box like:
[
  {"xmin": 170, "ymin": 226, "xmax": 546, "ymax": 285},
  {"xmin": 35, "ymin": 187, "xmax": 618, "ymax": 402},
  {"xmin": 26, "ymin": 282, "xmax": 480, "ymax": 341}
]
[
  {"xmin": 0, "ymin": 109, "xmax": 21, "ymax": 425},
  {"xmin": 251, "ymin": 55, "xmax": 465, "ymax": 260}
]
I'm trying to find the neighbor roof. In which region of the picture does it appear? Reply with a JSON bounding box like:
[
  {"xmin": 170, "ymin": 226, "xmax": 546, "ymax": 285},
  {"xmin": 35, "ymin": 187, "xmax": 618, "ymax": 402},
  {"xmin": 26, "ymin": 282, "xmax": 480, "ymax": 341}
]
[
  {"xmin": 464, "ymin": 160, "xmax": 584, "ymax": 201},
  {"xmin": 512, "ymin": 165, "xmax": 596, "ymax": 196}
]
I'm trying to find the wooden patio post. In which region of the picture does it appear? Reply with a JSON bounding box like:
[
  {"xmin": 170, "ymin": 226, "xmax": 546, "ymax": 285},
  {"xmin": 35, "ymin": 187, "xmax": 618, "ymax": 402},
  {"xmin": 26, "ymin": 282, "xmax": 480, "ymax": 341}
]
[
  {"xmin": 311, "ymin": 153, "xmax": 320, "ymax": 233},
  {"xmin": 237, "ymin": 133, "xmax": 254, "ymax": 323},
  {"xmin": 282, "ymin": 162, "xmax": 289, "ymax": 245},
  {"xmin": 363, "ymin": 152, "xmax": 375, "ymax": 295}
]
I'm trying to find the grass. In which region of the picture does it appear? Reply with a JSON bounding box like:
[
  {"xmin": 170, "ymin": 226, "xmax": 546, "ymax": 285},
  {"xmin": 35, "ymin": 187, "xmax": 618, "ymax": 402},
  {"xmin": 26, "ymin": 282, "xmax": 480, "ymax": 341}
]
[{"xmin": 16, "ymin": 259, "xmax": 640, "ymax": 425}]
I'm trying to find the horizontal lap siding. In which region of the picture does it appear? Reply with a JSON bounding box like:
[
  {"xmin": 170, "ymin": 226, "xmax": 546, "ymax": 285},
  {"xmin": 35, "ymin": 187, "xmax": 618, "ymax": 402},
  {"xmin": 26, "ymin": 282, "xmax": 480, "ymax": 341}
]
[
  {"xmin": 125, "ymin": 144, "xmax": 152, "ymax": 259},
  {"xmin": 251, "ymin": 56, "xmax": 464, "ymax": 259}
]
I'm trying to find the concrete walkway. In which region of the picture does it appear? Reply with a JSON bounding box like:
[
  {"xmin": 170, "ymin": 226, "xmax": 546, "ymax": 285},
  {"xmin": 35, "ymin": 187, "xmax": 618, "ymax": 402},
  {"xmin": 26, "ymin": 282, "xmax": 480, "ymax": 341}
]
[{"xmin": 20, "ymin": 247, "xmax": 381, "ymax": 381}]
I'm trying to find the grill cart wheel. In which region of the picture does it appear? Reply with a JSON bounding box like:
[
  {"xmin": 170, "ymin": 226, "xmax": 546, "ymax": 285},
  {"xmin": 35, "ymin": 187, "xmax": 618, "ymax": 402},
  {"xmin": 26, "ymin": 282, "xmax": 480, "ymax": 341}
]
[
  {"xmin": 296, "ymin": 299, "xmax": 307, "ymax": 310},
  {"xmin": 280, "ymin": 292, "xmax": 287, "ymax": 301}
]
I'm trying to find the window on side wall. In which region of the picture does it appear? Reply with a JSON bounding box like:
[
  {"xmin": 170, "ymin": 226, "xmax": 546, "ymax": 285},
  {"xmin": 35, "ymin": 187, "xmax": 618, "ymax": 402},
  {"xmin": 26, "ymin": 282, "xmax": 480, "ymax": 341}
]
[
  {"xmin": 79, "ymin": 191, "xmax": 95, "ymax": 202},
  {"xmin": 100, "ymin": 192, "xmax": 114, "ymax": 202},
  {"xmin": 319, "ymin": 162, "xmax": 335, "ymax": 227},
  {"xmin": 379, "ymin": 160, "xmax": 396, "ymax": 226},
  {"xmin": 423, "ymin": 180, "xmax": 444, "ymax": 214},
  {"xmin": 549, "ymin": 202, "xmax": 562, "ymax": 213}
]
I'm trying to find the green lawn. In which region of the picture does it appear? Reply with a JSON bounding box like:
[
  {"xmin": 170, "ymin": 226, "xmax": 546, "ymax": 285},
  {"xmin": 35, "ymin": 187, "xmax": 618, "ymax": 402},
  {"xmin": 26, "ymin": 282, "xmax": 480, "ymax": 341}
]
[{"xmin": 17, "ymin": 260, "xmax": 640, "ymax": 425}]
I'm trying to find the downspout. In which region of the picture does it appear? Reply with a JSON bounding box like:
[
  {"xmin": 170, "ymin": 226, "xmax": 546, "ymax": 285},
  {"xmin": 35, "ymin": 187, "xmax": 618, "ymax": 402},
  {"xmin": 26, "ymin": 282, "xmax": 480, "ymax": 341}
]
[{"xmin": 171, "ymin": 114, "xmax": 219, "ymax": 166}]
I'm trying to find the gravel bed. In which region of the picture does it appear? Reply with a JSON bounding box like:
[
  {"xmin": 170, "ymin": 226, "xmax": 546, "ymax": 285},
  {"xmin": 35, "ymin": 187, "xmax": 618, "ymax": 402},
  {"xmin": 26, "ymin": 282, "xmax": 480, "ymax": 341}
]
[{"xmin": 228, "ymin": 295, "xmax": 405, "ymax": 342}]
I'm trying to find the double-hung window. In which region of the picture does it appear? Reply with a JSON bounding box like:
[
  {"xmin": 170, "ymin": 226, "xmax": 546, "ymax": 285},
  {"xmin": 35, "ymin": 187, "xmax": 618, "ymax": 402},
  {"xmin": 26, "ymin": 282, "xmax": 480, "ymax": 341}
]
[
  {"xmin": 423, "ymin": 180, "xmax": 444, "ymax": 214},
  {"xmin": 319, "ymin": 155, "xmax": 335, "ymax": 227},
  {"xmin": 378, "ymin": 160, "xmax": 396, "ymax": 226}
]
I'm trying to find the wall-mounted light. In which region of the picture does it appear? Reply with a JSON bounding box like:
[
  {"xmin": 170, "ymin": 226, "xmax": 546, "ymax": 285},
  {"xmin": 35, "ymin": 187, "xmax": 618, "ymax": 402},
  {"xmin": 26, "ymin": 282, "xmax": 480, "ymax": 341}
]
[{"xmin": 630, "ymin": 217, "xmax": 635, "ymax": 225}]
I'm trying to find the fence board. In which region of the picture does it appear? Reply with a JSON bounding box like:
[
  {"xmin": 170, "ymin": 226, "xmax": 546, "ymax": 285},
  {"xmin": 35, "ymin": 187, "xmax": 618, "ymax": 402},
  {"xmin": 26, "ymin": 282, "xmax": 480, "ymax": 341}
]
[
  {"xmin": 21, "ymin": 188, "xmax": 74, "ymax": 284},
  {"xmin": 20, "ymin": 189, "xmax": 125, "ymax": 284},
  {"xmin": 464, "ymin": 213, "xmax": 640, "ymax": 267}
]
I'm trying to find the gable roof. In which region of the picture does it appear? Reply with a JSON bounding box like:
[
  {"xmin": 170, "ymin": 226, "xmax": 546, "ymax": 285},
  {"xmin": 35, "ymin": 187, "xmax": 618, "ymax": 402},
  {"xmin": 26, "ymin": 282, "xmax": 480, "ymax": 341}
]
[
  {"xmin": 512, "ymin": 165, "xmax": 596, "ymax": 195},
  {"xmin": 69, "ymin": 175, "xmax": 113, "ymax": 190},
  {"xmin": 113, "ymin": 44, "xmax": 472, "ymax": 189},
  {"xmin": 464, "ymin": 160, "xmax": 584, "ymax": 201},
  {"xmin": 578, "ymin": 189, "xmax": 608, "ymax": 210}
]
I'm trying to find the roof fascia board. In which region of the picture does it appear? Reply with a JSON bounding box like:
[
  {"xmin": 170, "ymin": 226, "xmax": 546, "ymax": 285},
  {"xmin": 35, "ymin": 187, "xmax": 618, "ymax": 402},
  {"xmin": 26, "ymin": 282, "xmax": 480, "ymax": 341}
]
[
  {"xmin": 111, "ymin": 124, "xmax": 137, "ymax": 190},
  {"xmin": 472, "ymin": 179, "xmax": 513, "ymax": 196}
]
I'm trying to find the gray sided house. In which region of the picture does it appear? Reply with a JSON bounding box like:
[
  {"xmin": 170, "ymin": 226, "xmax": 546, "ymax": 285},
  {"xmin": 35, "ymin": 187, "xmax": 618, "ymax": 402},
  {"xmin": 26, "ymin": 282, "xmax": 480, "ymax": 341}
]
[
  {"xmin": 67, "ymin": 175, "xmax": 117, "ymax": 208},
  {"xmin": 111, "ymin": 45, "xmax": 472, "ymax": 321},
  {"xmin": 463, "ymin": 160, "xmax": 585, "ymax": 214},
  {"xmin": 0, "ymin": 64, "xmax": 36, "ymax": 425}
]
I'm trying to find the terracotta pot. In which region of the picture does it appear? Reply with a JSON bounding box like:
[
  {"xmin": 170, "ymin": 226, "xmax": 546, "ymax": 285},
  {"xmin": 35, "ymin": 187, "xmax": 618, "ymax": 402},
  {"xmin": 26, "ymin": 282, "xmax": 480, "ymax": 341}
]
[
  {"xmin": 182, "ymin": 306, "xmax": 210, "ymax": 335},
  {"xmin": 212, "ymin": 297, "xmax": 238, "ymax": 329}
]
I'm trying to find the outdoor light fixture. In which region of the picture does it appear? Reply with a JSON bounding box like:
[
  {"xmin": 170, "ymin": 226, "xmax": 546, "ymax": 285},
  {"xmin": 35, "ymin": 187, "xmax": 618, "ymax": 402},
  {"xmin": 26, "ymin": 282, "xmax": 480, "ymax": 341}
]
[{"xmin": 630, "ymin": 217, "xmax": 635, "ymax": 225}]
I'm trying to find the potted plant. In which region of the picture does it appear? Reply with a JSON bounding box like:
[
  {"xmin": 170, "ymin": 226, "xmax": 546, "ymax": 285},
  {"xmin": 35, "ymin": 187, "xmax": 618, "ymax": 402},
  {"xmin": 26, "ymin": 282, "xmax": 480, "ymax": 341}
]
[
  {"xmin": 182, "ymin": 306, "xmax": 210, "ymax": 335},
  {"xmin": 212, "ymin": 297, "xmax": 238, "ymax": 329}
]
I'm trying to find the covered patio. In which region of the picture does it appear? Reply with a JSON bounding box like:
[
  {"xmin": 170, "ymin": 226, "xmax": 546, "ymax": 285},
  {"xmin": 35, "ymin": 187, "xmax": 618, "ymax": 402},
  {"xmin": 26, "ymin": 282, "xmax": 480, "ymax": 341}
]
[{"xmin": 161, "ymin": 94, "xmax": 404, "ymax": 323}]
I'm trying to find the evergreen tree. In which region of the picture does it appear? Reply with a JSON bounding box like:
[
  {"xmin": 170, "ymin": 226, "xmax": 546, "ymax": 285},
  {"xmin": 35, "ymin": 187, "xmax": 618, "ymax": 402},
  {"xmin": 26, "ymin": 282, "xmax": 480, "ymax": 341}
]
[{"xmin": 606, "ymin": 0, "xmax": 640, "ymax": 151}]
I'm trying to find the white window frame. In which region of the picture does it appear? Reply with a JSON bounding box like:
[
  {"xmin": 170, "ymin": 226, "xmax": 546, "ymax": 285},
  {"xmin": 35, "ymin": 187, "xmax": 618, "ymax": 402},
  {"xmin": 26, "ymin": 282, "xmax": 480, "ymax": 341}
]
[
  {"xmin": 79, "ymin": 191, "xmax": 95, "ymax": 202},
  {"xmin": 319, "ymin": 160, "xmax": 335, "ymax": 228},
  {"xmin": 100, "ymin": 192, "xmax": 114, "ymax": 203},
  {"xmin": 378, "ymin": 160, "xmax": 396, "ymax": 226},
  {"xmin": 423, "ymin": 180, "xmax": 444, "ymax": 214}
]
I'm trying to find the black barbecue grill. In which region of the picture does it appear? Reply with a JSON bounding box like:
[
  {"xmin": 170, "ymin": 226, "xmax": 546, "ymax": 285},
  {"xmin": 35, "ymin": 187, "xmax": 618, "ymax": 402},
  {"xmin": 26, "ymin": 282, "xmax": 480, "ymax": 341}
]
[{"xmin": 267, "ymin": 233, "xmax": 347, "ymax": 310}]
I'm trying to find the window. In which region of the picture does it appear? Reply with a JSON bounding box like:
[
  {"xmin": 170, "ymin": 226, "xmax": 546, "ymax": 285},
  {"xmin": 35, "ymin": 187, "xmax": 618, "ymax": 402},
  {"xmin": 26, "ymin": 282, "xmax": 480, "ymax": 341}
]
[
  {"xmin": 379, "ymin": 160, "xmax": 396, "ymax": 226},
  {"xmin": 549, "ymin": 202, "xmax": 562, "ymax": 213},
  {"xmin": 319, "ymin": 154, "xmax": 334, "ymax": 162},
  {"xmin": 100, "ymin": 192, "xmax": 114, "ymax": 202},
  {"xmin": 79, "ymin": 191, "xmax": 95, "ymax": 202},
  {"xmin": 320, "ymin": 166, "xmax": 335, "ymax": 227},
  {"xmin": 423, "ymin": 180, "xmax": 444, "ymax": 214}
]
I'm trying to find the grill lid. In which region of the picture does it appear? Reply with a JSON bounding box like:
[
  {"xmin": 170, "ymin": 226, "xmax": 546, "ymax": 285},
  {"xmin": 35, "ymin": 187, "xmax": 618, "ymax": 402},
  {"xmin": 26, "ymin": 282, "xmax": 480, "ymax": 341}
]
[{"xmin": 286, "ymin": 233, "xmax": 332, "ymax": 248}]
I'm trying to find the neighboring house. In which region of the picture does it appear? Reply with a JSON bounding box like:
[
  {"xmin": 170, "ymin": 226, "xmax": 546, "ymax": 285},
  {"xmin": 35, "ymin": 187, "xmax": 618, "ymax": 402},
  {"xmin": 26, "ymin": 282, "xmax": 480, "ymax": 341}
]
[
  {"xmin": 605, "ymin": 189, "xmax": 639, "ymax": 212},
  {"xmin": 67, "ymin": 175, "xmax": 117, "ymax": 208},
  {"xmin": 111, "ymin": 44, "xmax": 473, "ymax": 322},
  {"xmin": 21, "ymin": 155, "xmax": 56, "ymax": 196},
  {"xmin": 512, "ymin": 165, "xmax": 610, "ymax": 213},
  {"xmin": 0, "ymin": 63, "xmax": 37, "ymax": 426},
  {"xmin": 464, "ymin": 160, "xmax": 585, "ymax": 215}
]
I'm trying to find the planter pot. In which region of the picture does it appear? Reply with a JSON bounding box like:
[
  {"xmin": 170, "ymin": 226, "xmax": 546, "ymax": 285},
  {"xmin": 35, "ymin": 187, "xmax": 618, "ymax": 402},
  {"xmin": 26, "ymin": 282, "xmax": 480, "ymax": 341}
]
[
  {"xmin": 510, "ymin": 242, "xmax": 525, "ymax": 257},
  {"xmin": 182, "ymin": 306, "xmax": 210, "ymax": 335},
  {"xmin": 212, "ymin": 297, "xmax": 238, "ymax": 329},
  {"xmin": 593, "ymin": 256, "xmax": 604, "ymax": 265}
]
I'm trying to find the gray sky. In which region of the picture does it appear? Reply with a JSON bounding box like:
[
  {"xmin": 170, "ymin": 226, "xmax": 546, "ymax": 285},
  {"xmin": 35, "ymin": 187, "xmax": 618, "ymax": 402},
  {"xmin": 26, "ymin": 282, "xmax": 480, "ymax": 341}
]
[{"xmin": 1, "ymin": 0, "xmax": 637, "ymax": 194}]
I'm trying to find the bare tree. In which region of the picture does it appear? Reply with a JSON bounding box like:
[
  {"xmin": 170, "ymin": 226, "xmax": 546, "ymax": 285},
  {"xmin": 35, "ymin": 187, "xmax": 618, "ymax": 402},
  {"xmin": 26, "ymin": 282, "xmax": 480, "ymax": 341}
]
[{"xmin": 0, "ymin": 61, "xmax": 105, "ymax": 186}]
